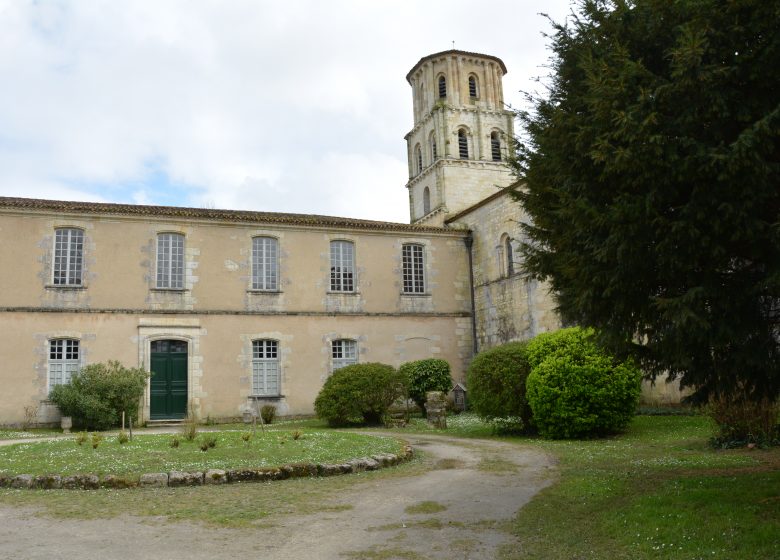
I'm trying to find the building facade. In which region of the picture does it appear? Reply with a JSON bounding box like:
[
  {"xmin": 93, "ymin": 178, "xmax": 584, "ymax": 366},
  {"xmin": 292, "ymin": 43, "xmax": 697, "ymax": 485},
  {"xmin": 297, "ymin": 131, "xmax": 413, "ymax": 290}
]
[{"xmin": 0, "ymin": 50, "xmax": 565, "ymax": 426}]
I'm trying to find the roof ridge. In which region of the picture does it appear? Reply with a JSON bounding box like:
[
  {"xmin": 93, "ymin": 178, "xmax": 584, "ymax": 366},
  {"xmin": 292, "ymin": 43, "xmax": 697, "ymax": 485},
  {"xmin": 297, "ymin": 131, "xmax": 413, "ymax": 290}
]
[{"xmin": 0, "ymin": 196, "xmax": 458, "ymax": 234}]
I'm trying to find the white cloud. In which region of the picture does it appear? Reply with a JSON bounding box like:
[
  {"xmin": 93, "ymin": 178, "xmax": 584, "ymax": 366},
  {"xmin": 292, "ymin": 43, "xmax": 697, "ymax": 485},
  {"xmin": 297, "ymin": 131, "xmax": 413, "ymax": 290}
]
[{"xmin": 0, "ymin": 0, "xmax": 573, "ymax": 223}]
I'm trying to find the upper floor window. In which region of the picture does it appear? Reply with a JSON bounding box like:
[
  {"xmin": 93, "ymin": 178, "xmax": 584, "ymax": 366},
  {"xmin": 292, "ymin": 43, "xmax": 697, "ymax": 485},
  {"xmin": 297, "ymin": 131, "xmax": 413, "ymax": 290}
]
[
  {"xmin": 458, "ymin": 129, "xmax": 469, "ymax": 159},
  {"xmin": 252, "ymin": 236, "xmax": 279, "ymax": 291},
  {"xmin": 414, "ymin": 144, "xmax": 423, "ymax": 175},
  {"xmin": 468, "ymin": 75, "xmax": 478, "ymax": 98},
  {"xmin": 332, "ymin": 339, "xmax": 357, "ymax": 371},
  {"xmin": 402, "ymin": 243, "xmax": 426, "ymax": 294},
  {"xmin": 252, "ymin": 339, "xmax": 280, "ymax": 396},
  {"xmin": 423, "ymin": 187, "xmax": 431, "ymax": 215},
  {"xmin": 49, "ymin": 338, "xmax": 79, "ymax": 389},
  {"xmin": 53, "ymin": 228, "xmax": 84, "ymax": 286},
  {"xmin": 157, "ymin": 233, "xmax": 185, "ymax": 289},
  {"xmin": 438, "ymin": 75, "xmax": 447, "ymax": 99},
  {"xmin": 429, "ymin": 133, "xmax": 437, "ymax": 161},
  {"xmin": 330, "ymin": 240, "xmax": 355, "ymax": 292},
  {"xmin": 505, "ymin": 235, "xmax": 515, "ymax": 277},
  {"xmin": 491, "ymin": 131, "xmax": 502, "ymax": 162}
]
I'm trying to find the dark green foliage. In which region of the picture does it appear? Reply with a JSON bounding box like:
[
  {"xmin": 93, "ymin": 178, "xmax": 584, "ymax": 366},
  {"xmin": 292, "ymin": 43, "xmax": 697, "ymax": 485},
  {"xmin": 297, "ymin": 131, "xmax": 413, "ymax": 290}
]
[
  {"xmin": 525, "ymin": 328, "xmax": 642, "ymax": 438},
  {"xmin": 707, "ymin": 394, "xmax": 780, "ymax": 448},
  {"xmin": 49, "ymin": 361, "xmax": 149, "ymax": 431},
  {"xmin": 466, "ymin": 342, "xmax": 533, "ymax": 428},
  {"xmin": 260, "ymin": 405, "xmax": 276, "ymax": 425},
  {"xmin": 515, "ymin": 0, "xmax": 780, "ymax": 404},
  {"xmin": 314, "ymin": 363, "xmax": 407, "ymax": 426},
  {"xmin": 399, "ymin": 358, "xmax": 452, "ymax": 411}
]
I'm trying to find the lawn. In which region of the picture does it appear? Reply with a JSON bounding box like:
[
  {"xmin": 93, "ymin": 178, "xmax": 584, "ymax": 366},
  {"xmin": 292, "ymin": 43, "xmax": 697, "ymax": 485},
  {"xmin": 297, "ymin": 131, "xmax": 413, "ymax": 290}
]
[{"xmin": 0, "ymin": 429, "xmax": 404, "ymax": 479}]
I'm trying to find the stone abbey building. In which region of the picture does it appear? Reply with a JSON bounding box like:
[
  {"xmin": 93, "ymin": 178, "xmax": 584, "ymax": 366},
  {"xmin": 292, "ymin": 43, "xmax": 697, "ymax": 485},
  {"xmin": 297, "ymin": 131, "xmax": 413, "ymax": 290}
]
[{"xmin": 0, "ymin": 50, "xmax": 564, "ymax": 426}]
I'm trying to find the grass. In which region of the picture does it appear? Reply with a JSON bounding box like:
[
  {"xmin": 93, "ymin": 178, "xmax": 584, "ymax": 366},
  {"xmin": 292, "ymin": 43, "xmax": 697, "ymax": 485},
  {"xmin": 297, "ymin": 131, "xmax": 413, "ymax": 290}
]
[
  {"xmin": 0, "ymin": 429, "xmax": 404, "ymax": 478},
  {"xmin": 499, "ymin": 415, "xmax": 780, "ymax": 560},
  {"xmin": 0, "ymin": 428, "xmax": 61, "ymax": 440},
  {"xmin": 0, "ymin": 452, "xmax": 428, "ymax": 527},
  {"xmin": 404, "ymin": 500, "xmax": 447, "ymax": 514}
]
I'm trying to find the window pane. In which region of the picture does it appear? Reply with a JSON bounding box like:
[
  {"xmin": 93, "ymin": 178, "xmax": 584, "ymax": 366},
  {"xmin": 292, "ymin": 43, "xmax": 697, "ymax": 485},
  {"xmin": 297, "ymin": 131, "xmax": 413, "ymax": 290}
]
[
  {"xmin": 330, "ymin": 241, "xmax": 355, "ymax": 292},
  {"xmin": 49, "ymin": 339, "xmax": 79, "ymax": 390},
  {"xmin": 402, "ymin": 244, "xmax": 425, "ymax": 294},
  {"xmin": 458, "ymin": 131, "xmax": 468, "ymax": 159},
  {"xmin": 332, "ymin": 339, "xmax": 357, "ymax": 371},
  {"xmin": 252, "ymin": 339, "xmax": 280, "ymax": 396},
  {"xmin": 53, "ymin": 228, "xmax": 83, "ymax": 286},
  {"xmin": 252, "ymin": 237, "xmax": 279, "ymax": 291},
  {"xmin": 157, "ymin": 233, "xmax": 185, "ymax": 289}
]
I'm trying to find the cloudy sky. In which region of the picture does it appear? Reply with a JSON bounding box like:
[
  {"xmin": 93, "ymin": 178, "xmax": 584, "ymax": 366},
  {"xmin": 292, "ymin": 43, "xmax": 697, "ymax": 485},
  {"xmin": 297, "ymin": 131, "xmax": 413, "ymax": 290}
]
[{"xmin": 0, "ymin": 0, "xmax": 573, "ymax": 223}]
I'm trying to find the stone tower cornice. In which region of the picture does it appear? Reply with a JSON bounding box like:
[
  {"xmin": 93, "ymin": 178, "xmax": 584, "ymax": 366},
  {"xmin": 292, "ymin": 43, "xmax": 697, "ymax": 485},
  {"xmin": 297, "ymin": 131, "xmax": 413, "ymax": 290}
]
[{"xmin": 406, "ymin": 49, "xmax": 508, "ymax": 83}]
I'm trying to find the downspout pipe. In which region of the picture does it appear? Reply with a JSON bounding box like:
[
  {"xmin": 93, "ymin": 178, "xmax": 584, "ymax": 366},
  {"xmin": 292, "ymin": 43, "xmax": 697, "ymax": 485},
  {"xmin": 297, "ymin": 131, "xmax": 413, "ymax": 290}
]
[{"xmin": 464, "ymin": 231, "xmax": 479, "ymax": 356}]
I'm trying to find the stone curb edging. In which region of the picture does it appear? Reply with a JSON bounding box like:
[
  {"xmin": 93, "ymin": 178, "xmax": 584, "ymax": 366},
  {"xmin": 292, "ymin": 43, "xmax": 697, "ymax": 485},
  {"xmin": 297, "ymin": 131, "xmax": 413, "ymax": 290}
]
[{"xmin": 0, "ymin": 445, "xmax": 413, "ymax": 490}]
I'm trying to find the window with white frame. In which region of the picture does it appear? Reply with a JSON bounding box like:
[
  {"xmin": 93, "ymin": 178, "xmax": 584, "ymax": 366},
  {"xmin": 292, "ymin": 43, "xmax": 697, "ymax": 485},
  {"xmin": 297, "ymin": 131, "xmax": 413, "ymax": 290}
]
[
  {"xmin": 402, "ymin": 243, "xmax": 426, "ymax": 294},
  {"xmin": 331, "ymin": 339, "xmax": 357, "ymax": 371},
  {"xmin": 252, "ymin": 236, "xmax": 279, "ymax": 291},
  {"xmin": 330, "ymin": 240, "xmax": 355, "ymax": 292},
  {"xmin": 49, "ymin": 339, "xmax": 80, "ymax": 390},
  {"xmin": 53, "ymin": 228, "xmax": 84, "ymax": 286},
  {"xmin": 252, "ymin": 339, "xmax": 280, "ymax": 396},
  {"xmin": 156, "ymin": 233, "xmax": 185, "ymax": 289}
]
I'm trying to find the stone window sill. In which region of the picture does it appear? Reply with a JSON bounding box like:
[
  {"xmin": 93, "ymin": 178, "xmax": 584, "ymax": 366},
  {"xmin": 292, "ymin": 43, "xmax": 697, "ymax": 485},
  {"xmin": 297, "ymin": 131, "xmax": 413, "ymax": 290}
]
[
  {"xmin": 248, "ymin": 395, "xmax": 284, "ymax": 400},
  {"xmin": 45, "ymin": 285, "xmax": 87, "ymax": 290},
  {"xmin": 400, "ymin": 292, "xmax": 431, "ymax": 297},
  {"xmin": 149, "ymin": 288, "xmax": 189, "ymax": 293},
  {"xmin": 247, "ymin": 290, "xmax": 283, "ymax": 295}
]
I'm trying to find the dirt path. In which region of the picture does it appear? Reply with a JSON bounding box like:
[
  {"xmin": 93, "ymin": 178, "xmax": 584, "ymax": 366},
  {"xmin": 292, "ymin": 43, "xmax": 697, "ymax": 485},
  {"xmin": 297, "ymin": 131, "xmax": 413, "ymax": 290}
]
[{"xmin": 0, "ymin": 433, "xmax": 555, "ymax": 559}]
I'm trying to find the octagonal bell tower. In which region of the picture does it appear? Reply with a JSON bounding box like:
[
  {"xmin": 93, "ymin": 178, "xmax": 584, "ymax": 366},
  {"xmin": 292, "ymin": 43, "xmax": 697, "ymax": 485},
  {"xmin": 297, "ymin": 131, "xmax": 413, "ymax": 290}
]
[{"xmin": 405, "ymin": 50, "xmax": 516, "ymax": 226}]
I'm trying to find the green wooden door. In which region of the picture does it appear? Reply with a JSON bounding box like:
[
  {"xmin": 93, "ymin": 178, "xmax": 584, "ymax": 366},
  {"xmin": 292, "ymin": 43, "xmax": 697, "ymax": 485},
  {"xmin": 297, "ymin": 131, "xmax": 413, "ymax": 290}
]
[{"xmin": 150, "ymin": 340, "xmax": 188, "ymax": 419}]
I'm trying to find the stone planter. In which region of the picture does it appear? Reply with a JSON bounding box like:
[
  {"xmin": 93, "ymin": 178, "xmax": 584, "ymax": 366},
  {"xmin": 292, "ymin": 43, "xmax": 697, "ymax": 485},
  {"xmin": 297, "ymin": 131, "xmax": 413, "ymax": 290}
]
[{"xmin": 60, "ymin": 416, "xmax": 72, "ymax": 434}]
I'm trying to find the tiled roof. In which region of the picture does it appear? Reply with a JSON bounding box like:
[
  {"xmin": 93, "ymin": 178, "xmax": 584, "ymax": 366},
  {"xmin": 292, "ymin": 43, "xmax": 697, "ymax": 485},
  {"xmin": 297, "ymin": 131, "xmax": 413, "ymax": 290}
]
[
  {"xmin": 406, "ymin": 50, "xmax": 508, "ymax": 83},
  {"xmin": 0, "ymin": 196, "xmax": 459, "ymax": 234},
  {"xmin": 444, "ymin": 183, "xmax": 521, "ymax": 224}
]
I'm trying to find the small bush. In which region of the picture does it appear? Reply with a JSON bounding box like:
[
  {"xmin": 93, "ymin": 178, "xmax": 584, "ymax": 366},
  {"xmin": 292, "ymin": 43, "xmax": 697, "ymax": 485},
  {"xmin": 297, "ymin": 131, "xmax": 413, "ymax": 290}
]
[
  {"xmin": 314, "ymin": 363, "xmax": 407, "ymax": 426},
  {"xmin": 292, "ymin": 430, "xmax": 302, "ymax": 440},
  {"xmin": 708, "ymin": 394, "xmax": 780, "ymax": 448},
  {"xmin": 466, "ymin": 342, "xmax": 533, "ymax": 429},
  {"xmin": 169, "ymin": 436, "xmax": 180, "ymax": 448},
  {"xmin": 48, "ymin": 361, "xmax": 149, "ymax": 431},
  {"xmin": 260, "ymin": 405, "xmax": 276, "ymax": 425},
  {"xmin": 241, "ymin": 432, "xmax": 252, "ymax": 443},
  {"xmin": 74, "ymin": 431, "xmax": 87, "ymax": 446},
  {"xmin": 117, "ymin": 431, "xmax": 129, "ymax": 445},
  {"xmin": 181, "ymin": 416, "xmax": 198, "ymax": 441},
  {"xmin": 200, "ymin": 435, "xmax": 217, "ymax": 450},
  {"xmin": 399, "ymin": 359, "xmax": 452, "ymax": 413},
  {"xmin": 525, "ymin": 327, "xmax": 642, "ymax": 439},
  {"xmin": 91, "ymin": 433, "xmax": 103, "ymax": 449}
]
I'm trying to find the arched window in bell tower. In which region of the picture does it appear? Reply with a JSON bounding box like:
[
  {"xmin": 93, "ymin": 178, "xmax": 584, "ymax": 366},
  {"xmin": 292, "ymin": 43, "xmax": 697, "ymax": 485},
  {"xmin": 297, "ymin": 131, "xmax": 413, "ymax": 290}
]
[
  {"xmin": 491, "ymin": 131, "xmax": 502, "ymax": 161},
  {"xmin": 414, "ymin": 144, "xmax": 423, "ymax": 175},
  {"xmin": 468, "ymin": 75, "xmax": 479, "ymax": 99},
  {"xmin": 423, "ymin": 187, "xmax": 431, "ymax": 215},
  {"xmin": 429, "ymin": 131, "xmax": 437, "ymax": 162},
  {"xmin": 438, "ymin": 75, "xmax": 447, "ymax": 99},
  {"xmin": 458, "ymin": 129, "xmax": 469, "ymax": 159}
]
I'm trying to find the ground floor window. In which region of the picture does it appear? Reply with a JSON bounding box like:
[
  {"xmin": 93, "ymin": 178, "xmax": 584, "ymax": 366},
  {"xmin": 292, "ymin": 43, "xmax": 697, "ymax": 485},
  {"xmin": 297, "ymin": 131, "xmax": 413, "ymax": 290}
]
[
  {"xmin": 252, "ymin": 339, "xmax": 280, "ymax": 396},
  {"xmin": 331, "ymin": 339, "xmax": 357, "ymax": 371},
  {"xmin": 49, "ymin": 339, "xmax": 79, "ymax": 390}
]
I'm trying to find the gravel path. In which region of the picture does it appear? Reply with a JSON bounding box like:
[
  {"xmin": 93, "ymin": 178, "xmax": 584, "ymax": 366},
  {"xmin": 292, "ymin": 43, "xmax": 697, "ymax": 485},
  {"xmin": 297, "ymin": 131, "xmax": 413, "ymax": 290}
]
[{"xmin": 0, "ymin": 433, "xmax": 555, "ymax": 559}]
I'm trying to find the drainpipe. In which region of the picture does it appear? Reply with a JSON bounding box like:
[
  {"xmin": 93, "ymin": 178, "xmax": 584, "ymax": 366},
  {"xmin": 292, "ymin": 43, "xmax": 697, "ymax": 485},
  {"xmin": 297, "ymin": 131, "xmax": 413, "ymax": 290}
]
[{"xmin": 464, "ymin": 231, "xmax": 479, "ymax": 355}]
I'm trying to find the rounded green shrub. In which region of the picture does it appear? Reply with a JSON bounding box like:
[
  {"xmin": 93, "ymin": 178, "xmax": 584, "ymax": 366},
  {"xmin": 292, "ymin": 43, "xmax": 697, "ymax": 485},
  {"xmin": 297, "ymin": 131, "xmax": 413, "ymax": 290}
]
[
  {"xmin": 49, "ymin": 360, "xmax": 149, "ymax": 431},
  {"xmin": 525, "ymin": 328, "xmax": 642, "ymax": 438},
  {"xmin": 399, "ymin": 358, "xmax": 452, "ymax": 411},
  {"xmin": 466, "ymin": 341, "xmax": 533, "ymax": 428},
  {"xmin": 314, "ymin": 363, "xmax": 407, "ymax": 426}
]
